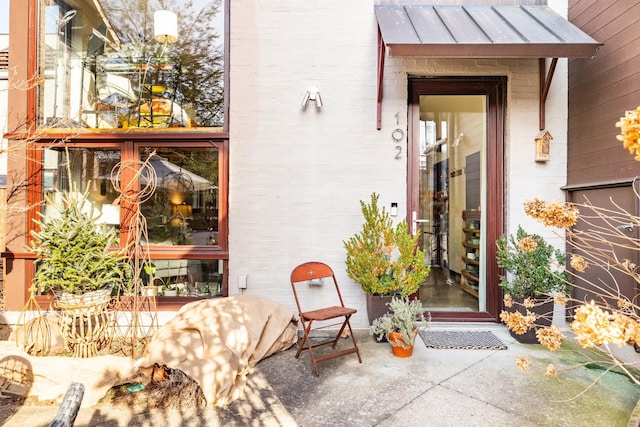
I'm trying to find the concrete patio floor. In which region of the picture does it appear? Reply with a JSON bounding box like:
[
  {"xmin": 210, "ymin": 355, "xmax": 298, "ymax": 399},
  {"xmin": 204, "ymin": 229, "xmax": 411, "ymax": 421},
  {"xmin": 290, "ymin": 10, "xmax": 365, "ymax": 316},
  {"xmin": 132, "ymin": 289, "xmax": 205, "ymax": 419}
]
[{"xmin": 2, "ymin": 323, "xmax": 639, "ymax": 426}]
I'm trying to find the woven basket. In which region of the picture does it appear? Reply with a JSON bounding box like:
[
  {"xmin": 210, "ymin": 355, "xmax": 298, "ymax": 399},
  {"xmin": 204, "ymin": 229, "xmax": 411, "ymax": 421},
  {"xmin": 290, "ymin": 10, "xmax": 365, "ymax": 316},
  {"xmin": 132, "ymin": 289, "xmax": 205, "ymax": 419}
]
[
  {"xmin": 53, "ymin": 287, "xmax": 113, "ymax": 305},
  {"xmin": 54, "ymin": 289, "xmax": 114, "ymax": 358}
]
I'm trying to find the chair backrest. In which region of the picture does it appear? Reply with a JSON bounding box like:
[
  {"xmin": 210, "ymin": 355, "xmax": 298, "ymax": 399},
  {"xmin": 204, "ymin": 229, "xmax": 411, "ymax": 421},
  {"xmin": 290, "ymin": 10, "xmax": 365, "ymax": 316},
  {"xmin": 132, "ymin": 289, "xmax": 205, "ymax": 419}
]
[{"xmin": 290, "ymin": 261, "xmax": 345, "ymax": 314}]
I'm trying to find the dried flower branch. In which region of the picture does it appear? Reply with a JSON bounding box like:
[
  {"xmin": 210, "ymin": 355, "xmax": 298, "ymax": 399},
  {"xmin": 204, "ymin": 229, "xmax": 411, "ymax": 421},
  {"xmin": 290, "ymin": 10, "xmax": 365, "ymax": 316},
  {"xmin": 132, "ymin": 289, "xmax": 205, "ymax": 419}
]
[
  {"xmin": 502, "ymin": 192, "xmax": 640, "ymax": 391},
  {"xmin": 616, "ymin": 105, "xmax": 640, "ymax": 160}
]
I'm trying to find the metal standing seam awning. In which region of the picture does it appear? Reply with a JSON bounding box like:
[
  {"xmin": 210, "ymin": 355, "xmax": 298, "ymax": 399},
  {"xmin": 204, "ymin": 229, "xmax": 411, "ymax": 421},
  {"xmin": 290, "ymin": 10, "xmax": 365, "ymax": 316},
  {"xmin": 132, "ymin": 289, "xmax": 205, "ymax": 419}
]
[{"xmin": 375, "ymin": 4, "xmax": 603, "ymax": 130}]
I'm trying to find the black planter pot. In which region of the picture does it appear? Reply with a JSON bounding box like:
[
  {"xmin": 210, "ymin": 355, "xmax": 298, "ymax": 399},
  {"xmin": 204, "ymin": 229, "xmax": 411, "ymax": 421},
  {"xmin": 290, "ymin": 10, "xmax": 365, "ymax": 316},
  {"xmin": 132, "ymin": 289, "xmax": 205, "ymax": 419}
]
[
  {"xmin": 366, "ymin": 293, "xmax": 394, "ymax": 343},
  {"xmin": 366, "ymin": 293, "xmax": 394, "ymax": 325},
  {"xmin": 510, "ymin": 296, "xmax": 554, "ymax": 344}
]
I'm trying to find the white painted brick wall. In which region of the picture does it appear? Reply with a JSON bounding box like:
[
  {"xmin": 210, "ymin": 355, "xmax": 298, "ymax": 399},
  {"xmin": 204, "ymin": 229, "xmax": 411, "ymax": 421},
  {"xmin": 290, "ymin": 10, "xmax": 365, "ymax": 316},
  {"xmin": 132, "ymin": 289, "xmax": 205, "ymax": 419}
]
[{"xmin": 230, "ymin": 1, "xmax": 569, "ymax": 328}]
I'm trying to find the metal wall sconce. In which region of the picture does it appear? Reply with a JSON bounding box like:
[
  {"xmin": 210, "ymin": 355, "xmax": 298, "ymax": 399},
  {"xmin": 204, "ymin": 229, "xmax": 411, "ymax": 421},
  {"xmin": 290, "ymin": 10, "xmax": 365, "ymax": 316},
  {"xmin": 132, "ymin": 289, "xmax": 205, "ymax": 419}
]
[
  {"xmin": 308, "ymin": 278, "xmax": 323, "ymax": 286},
  {"xmin": 535, "ymin": 130, "xmax": 553, "ymax": 162},
  {"xmin": 301, "ymin": 86, "xmax": 323, "ymax": 110}
]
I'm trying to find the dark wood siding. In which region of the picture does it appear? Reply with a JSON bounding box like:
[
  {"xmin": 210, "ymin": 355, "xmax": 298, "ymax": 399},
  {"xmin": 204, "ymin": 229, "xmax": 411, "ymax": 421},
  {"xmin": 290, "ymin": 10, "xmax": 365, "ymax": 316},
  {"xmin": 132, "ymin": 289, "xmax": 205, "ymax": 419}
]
[
  {"xmin": 568, "ymin": 0, "xmax": 640, "ymax": 186},
  {"xmin": 567, "ymin": 186, "xmax": 639, "ymax": 308},
  {"xmin": 568, "ymin": 0, "xmax": 640, "ymax": 309}
]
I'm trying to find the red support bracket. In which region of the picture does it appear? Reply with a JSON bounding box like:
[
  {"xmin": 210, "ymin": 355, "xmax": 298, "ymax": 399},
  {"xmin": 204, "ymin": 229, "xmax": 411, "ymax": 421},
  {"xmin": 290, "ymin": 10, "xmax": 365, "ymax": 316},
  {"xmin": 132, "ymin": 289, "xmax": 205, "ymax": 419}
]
[
  {"xmin": 539, "ymin": 57, "xmax": 558, "ymax": 131},
  {"xmin": 377, "ymin": 27, "xmax": 385, "ymax": 130}
]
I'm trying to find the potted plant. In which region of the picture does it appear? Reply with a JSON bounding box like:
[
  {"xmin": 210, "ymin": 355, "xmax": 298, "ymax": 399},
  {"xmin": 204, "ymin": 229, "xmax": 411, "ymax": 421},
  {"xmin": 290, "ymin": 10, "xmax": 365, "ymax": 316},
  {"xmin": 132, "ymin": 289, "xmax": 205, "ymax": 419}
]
[
  {"xmin": 496, "ymin": 225, "xmax": 571, "ymax": 343},
  {"xmin": 344, "ymin": 193, "xmax": 430, "ymax": 323},
  {"xmin": 28, "ymin": 190, "xmax": 131, "ymax": 357},
  {"xmin": 369, "ymin": 296, "xmax": 429, "ymax": 357},
  {"xmin": 29, "ymin": 191, "xmax": 131, "ymax": 304},
  {"xmin": 162, "ymin": 283, "xmax": 179, "ymax": 296},
  {"xmin": 141, "ymin": 264, "xmax": 160, "ymax": 296}
]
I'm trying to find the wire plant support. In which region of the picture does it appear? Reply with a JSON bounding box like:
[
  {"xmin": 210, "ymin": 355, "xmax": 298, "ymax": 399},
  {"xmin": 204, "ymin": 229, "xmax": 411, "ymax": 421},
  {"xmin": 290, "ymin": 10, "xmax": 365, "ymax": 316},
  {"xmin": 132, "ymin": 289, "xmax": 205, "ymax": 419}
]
[{"xmin": 108, "ymin": 154, "xmax": 160, "ymax": 358}]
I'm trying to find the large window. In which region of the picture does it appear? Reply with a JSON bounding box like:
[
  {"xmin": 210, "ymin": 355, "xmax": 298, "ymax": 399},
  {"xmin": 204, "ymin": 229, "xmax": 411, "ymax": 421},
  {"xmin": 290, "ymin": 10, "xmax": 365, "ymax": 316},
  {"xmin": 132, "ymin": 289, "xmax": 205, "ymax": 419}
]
[
  {"xmin": 40, "ymin": 144, "xmax": 226, "ymax": 299},
  {"xmin": 138, "ymin": 147, "xmax": 219, "ymax": 247},
  {"xmin": 39, "ymin": 0, "xmax": 225, "ymax": 130},
  {"xmin": 33, "ymin": 1, "xmax": 228, "ymax": 302}
]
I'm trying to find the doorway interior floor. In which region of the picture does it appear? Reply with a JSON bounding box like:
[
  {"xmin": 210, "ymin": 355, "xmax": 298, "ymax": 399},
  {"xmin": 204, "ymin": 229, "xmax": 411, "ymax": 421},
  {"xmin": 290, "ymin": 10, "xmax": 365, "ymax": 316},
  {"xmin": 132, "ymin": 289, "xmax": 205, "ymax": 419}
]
[{"xmin": 420, "ymin": 266, "xmax": 478, "ymax": 311}]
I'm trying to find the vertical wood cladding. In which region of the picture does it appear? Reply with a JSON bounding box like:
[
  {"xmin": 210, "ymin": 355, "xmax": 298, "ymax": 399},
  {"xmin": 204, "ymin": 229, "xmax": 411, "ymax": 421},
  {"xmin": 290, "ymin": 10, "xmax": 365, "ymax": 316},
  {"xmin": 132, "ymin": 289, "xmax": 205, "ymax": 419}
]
[{"xmin": 568, "ymin": 0, "xmax": 640, "ymax": 186}]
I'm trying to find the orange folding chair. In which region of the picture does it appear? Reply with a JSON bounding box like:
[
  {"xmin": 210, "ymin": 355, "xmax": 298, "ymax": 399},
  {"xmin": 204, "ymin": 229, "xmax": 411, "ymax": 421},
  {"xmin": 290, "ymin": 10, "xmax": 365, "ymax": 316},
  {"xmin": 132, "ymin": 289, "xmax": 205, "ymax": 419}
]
[{"xmin": 290, "ymin": 261, "xmax": 362, "ymax": 376}]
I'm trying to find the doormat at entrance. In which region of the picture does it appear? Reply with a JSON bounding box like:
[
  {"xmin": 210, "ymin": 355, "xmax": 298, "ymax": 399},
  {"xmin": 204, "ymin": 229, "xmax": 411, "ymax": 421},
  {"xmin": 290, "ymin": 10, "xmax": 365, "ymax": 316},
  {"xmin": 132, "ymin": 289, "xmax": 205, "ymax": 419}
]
[{"xmin": 419, "ymin": 330, "xmax": 507, "ymax": 350}]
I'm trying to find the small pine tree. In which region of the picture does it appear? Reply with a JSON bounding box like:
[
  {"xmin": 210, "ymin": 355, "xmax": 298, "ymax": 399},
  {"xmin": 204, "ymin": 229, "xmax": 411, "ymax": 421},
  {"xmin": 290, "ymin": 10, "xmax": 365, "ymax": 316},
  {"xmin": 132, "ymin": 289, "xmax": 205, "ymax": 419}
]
[
  {"xmin": 343, "ymin": 193, "xmax": 430, "ymax": 296},
  {"xmin": 29, "ymin": 191, "xmax": 130, "ymax": 295}
]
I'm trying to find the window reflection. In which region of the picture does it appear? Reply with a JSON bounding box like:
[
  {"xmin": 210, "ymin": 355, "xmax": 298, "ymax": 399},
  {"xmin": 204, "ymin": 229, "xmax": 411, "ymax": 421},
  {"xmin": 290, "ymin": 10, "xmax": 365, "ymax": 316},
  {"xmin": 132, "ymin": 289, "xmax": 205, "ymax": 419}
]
[
  {"xmin": 42, "ymin": 148, "xmax": 121, "ymax": 226},
  {"xmin": 40, "ymin": 0, "xmax": 224, "ymax": 130},
  {"xmin": 142, "ymin": 259, "xmax": 224, "ymax": 297},
  {"xmin": 140, "ymin": 147, "xmax": 218, "ymax": 246}
]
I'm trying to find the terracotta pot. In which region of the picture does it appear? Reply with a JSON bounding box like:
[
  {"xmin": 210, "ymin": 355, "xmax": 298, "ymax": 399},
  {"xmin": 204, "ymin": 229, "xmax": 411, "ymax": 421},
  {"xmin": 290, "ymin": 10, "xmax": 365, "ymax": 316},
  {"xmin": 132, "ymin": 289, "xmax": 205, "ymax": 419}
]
[{"xmin": 388, "ymin": 330, "xmax": 417, "ymax": 357}]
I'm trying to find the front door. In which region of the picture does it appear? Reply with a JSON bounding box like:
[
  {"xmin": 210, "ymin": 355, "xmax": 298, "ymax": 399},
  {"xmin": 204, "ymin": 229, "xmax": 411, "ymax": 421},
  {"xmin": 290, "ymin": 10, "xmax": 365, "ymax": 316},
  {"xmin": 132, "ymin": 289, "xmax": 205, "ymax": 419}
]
[{"xmin": 408, "ymin": 78, "xmax": 505, "ymax": 321}]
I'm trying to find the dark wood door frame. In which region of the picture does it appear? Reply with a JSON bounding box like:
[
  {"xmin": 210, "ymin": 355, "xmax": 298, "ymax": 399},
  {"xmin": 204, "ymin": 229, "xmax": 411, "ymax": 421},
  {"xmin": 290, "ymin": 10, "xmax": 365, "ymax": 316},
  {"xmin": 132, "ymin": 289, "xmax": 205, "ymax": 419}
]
[{"xmin": 408, "ymin": 77, "xmax": 506, "ymax": 321}]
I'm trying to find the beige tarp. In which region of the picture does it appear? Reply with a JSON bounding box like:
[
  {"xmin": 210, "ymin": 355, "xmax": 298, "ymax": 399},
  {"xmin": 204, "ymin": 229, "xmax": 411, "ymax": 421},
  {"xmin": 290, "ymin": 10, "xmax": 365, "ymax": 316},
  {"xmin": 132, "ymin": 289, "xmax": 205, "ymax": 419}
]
[
  {"xmin": 0, "ymin": 342, "xmax": 137, "ymax": 407},
  {"xmin": 137, "ymin": 294, "xmax": 299, "ymax": 406}
]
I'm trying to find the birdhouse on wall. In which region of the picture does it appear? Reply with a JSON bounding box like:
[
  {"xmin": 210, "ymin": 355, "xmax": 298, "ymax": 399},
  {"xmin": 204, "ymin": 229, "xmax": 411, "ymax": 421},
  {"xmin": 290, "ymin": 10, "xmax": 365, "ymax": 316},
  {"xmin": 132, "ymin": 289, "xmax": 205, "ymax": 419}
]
[{"xmin": 535, "ymin": 130, "xmax": 553, "ymax": 162}]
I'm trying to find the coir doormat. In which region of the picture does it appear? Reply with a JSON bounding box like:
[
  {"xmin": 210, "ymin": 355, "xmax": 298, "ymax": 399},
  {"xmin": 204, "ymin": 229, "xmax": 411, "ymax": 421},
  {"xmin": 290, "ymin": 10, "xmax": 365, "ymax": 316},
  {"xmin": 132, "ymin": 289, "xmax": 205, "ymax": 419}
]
[{"xmin": 419, "ymin": 330, "xmax": 507, "ymax": 350}]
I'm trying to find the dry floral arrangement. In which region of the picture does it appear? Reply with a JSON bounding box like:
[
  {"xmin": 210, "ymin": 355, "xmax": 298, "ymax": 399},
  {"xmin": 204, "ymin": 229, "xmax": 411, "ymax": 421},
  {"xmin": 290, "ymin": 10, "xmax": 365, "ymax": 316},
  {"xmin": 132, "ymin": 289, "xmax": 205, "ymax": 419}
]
[{"xmin": 500, "ymin": 106, "xmax": 640, "ymax": 394}]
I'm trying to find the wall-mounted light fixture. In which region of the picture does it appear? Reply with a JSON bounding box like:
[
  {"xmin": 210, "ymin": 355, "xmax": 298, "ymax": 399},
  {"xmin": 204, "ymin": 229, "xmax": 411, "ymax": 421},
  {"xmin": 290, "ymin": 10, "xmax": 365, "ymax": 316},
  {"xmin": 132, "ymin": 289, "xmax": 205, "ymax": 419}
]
[
  {"xmin": 154, "ymin": 10, "xmax": 178, "ymax": 44},
  {"xmin": 535, "ymin": 130, "xmax": 553, "ymax": 162},
  {"xmin": 308, "ymin": 278, "xmax": 323, "ymax": 286},
  {"xmin": 301, "ymin": 86, "xmax": 323, "ymax": 110}
]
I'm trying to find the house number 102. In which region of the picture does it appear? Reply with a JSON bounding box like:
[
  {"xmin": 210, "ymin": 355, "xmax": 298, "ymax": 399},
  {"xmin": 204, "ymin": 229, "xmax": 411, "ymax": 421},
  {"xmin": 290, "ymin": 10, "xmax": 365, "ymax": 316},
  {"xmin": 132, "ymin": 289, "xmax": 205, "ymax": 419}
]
[{"xmin": 392, "ymin": 128, "xmax": 404, "ymax": 160}]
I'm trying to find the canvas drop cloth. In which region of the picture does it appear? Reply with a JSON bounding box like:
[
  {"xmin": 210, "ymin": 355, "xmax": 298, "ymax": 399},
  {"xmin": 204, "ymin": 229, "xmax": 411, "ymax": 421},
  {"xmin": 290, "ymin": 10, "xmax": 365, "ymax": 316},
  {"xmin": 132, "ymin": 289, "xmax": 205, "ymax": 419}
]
[
  {"xmin": 0, "ymin": 340, "xmax": 137, "ymax": 407},
  {"xmin": 137, "ymin": 294, "xmax": 298, "ymax": 406}
]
